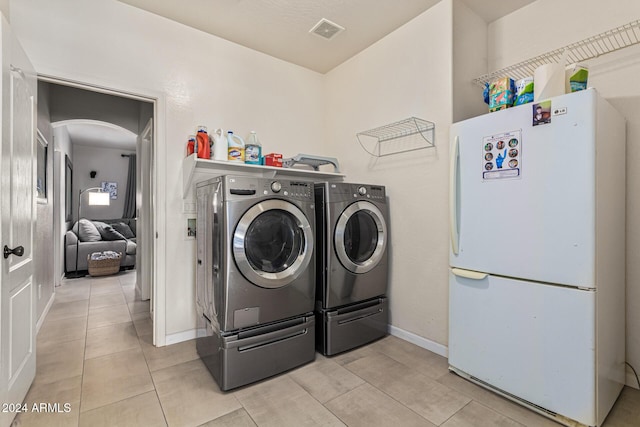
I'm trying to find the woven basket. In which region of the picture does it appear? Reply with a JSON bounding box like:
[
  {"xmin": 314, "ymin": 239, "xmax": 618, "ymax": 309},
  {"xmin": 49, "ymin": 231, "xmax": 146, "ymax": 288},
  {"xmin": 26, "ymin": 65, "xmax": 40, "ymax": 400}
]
[{"xmin": 87, "ymin": 252, "xmax": 122, "ymax": 277}]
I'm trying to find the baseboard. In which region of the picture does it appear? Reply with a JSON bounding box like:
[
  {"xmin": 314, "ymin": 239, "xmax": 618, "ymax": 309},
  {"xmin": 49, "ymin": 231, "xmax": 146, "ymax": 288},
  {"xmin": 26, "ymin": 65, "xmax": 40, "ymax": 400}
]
[
  {"xmin": 389, "ymin": 325, "xmax": 448, "ymax": 358},
  {"xmin": 36, "ymin": 293, "xmax": 56, "ymax": 334},
  {"xmin": 626, "ymin": 372, "xmax": 640, "ymax": 390},
  {"xmin": 165, "ymin": 329, "xmax": 198, "ymax": 345}
]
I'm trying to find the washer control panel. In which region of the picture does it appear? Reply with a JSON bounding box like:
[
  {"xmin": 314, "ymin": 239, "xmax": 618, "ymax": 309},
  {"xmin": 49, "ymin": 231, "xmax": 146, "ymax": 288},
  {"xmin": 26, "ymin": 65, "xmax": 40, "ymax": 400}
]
[
  {"xmin": 225, "ymin": 176, "xmax": 313, "ymax": 202},
  {"xmin": 262, "ymin": 180, "xmax": 313, "ymax": 201},
  {"xmin": 270, "ymin": 181, "xmax": 282, "ymax": 193}
]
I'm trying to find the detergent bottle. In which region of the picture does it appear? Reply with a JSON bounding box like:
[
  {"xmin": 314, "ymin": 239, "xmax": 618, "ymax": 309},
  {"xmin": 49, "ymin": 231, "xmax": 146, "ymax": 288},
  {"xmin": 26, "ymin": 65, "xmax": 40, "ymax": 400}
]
[
  {"xmin": 244, "ymin": 131, "xmax": 262, "ymax": 165},
  {"xmin": 196, "ymin": 125, "xmax": 210, "ymax": 159},
  {"xmin": 212, "ymin": 128, "xmax": 228, "ymax": 161},
  {"xmin": 227, "ymin": 131, "xmax": 245, "ymax": 162},
  {"xmin": 186, "ymin": 135, "xmax": 196, "ymax": 157}
]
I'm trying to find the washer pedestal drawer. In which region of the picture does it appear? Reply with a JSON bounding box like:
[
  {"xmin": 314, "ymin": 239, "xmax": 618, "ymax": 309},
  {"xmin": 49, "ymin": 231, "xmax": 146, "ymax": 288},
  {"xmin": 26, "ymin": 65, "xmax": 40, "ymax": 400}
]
[
  {"xmin": 197, "ymin": 314, "xmax": 315, "ymax": 391},
  {"xmin": 316, "ymin": 297, "xmax": 388, "ymax": 356}
]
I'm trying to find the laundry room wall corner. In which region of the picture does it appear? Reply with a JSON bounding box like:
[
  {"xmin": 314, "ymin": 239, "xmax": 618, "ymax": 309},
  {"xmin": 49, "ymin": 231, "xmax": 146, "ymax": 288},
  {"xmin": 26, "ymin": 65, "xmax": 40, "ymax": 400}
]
[{"xmin": 324, "ymin": 0, "xmax": 455, "ymax": 347}]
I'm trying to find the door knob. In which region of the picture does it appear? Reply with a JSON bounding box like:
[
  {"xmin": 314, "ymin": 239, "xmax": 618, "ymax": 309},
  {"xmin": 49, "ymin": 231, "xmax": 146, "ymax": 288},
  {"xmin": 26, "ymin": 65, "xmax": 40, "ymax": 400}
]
[{"xmin": 4, "ymin": 245, "xmax": 24, "ymax": 259}]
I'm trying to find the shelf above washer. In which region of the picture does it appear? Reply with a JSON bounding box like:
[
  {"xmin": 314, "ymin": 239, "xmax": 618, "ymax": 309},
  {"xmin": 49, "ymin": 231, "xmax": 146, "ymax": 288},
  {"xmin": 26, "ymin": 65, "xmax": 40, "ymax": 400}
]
[{"xmin": 182, "ymin": 154, "xmax": 345, "ymax": 198}]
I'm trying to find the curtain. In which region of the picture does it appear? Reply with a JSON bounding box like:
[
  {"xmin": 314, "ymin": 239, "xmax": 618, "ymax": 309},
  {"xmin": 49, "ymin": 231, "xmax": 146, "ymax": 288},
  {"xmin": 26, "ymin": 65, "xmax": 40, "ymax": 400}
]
[{"xmin": 122, "ymin": 154, "xmax": 136, "ymax": 218}]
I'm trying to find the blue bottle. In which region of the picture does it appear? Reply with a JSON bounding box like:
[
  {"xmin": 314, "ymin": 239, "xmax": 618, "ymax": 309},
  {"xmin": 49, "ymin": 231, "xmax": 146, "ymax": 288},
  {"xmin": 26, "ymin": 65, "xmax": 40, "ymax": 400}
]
[{"xmin": 244, "ymin": 131, "xmax": 262, "ymax": 165}]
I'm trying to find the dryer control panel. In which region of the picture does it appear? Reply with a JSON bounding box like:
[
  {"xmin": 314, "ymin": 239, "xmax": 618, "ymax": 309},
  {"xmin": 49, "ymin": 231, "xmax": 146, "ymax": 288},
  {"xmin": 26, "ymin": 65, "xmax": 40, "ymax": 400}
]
[{"xmin": 326, "ymin": 182, "xmax": 386, "ymax": 203}]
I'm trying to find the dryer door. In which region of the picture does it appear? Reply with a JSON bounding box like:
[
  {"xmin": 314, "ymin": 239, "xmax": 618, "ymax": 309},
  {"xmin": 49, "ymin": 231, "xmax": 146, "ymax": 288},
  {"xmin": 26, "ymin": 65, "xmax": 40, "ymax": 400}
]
[
  {"xmin": 233, "ymin": 199, "xmax": 314, "ymax": 289},
  {"xmin": 334, "ymin": 201, "xmax": 387, "ymax": 274}
]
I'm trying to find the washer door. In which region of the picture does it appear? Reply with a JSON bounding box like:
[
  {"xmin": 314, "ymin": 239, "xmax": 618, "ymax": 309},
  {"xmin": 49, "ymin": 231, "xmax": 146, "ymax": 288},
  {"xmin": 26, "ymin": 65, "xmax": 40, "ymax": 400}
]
[
  {"xmin": 233, "ymin": 199, "xmax": 313, "ymax": 289},
  {"xmin": 334, "ymin": 201, "xmax": 387, "ymax": 274}
]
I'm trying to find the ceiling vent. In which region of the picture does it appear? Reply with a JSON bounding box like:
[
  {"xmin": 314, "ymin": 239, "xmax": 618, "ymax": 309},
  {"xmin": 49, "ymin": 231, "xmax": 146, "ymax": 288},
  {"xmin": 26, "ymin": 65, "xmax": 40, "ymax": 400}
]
[{"xmin": 309, "ymin": 18, "xmax": 345, "ymax": 40}]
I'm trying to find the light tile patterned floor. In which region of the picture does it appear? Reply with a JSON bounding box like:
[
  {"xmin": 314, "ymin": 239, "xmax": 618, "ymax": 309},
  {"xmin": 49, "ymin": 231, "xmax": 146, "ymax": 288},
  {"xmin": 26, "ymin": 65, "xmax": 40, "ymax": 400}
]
[{"xmin": 13, "ymin": 271, "xmax": 640, "ymax": 426}]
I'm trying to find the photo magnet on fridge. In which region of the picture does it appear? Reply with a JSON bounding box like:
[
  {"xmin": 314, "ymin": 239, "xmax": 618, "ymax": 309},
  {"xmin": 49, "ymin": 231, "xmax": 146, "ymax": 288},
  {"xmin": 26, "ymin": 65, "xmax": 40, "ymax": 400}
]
[{"xmin": 532, "ymin": 101, "xmax": 552, "ymax": 126}]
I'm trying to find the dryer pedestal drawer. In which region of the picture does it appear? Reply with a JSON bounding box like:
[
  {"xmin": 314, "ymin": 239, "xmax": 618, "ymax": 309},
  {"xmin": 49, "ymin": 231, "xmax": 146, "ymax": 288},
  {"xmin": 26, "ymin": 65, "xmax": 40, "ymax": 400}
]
[
  {"xmin": 317, "ymin": 297, "xmax": 388, "ymax": 356},
  {"xmin": 197, "ymin": 314, "xmax": 315, "ymax": 391}
]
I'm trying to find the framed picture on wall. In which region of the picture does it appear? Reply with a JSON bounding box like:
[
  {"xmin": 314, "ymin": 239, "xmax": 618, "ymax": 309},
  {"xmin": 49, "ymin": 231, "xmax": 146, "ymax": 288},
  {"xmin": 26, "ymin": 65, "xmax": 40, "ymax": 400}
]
[
  {"xmin": 101, "ymin": 181, "xmax": 118, "ymax": 200},
  {"xmin": 36, "ymin": 131, "xmax": 48, "ymax": 202},
  {"xmin": 65, "ymin": 155, "xmax": 73, "ymax": 222}
]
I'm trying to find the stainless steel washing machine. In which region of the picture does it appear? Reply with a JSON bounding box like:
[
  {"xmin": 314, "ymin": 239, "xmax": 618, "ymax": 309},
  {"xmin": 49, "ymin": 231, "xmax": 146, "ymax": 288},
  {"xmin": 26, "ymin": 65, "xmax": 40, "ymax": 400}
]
[
  {"xmin": 315, "ymin": 182, "xmax": 390, "ymax": 356},
  {"xmin": 195, "ymin": 175, "xmax": 316, "ymax": 391}
]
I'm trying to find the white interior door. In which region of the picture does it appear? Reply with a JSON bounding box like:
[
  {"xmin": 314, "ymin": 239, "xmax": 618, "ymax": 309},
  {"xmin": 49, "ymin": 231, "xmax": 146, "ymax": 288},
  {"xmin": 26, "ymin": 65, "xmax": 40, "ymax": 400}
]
[
  {"xmin": 0, "ymin": 15, "xmax": 37, "ymax": 427},
  {"xmin": 136, "ymin": 118, "xmax": 152, "ymax": 302}
]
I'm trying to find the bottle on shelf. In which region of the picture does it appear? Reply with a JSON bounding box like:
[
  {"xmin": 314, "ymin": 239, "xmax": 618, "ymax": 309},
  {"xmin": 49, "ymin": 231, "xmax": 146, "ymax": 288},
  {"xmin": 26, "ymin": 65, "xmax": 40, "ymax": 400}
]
[
  {"xmin": 186, "ymin": 135, "xmax": 196, "ymax": 157},
  {"xmin": 196, "ymin": 125, "xmax": 210, "ymax": 159},
  {"xmin": 212, "ymin": 128, "xmax": 227, "ymax": 161},
  {"xmin": 244, "ymin": 131, "xmax": 262, "ymax": 165},
  {"xmin": 227, "ymin": 131, "xmax": 245, "ymax": 162}
]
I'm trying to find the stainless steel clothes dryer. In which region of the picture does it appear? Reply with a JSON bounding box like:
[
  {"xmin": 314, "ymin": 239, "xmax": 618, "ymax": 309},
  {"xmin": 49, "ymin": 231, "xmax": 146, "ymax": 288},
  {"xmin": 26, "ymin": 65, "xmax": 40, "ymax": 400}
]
[
  {"xmin": 196, "ymin": 176, "xmax": 316, "ymax": 391},
  {"xmin": 315, "ymin": 182, "xmax": 390, "ymax": 356}
]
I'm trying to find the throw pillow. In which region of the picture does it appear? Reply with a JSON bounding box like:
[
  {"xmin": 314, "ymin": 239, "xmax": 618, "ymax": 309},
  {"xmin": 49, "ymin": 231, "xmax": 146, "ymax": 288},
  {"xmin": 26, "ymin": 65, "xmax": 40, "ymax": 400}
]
[
  {"xmin": 112, "ymin": 221, "xmax": 135, "ymax": 239},
  {"xmin": 93, "ymin": 221, "xmax": 127, "ymax": 241},
  {"xmin": 75, "ymin": 219, "xmax": 101, "ymax": 242}
]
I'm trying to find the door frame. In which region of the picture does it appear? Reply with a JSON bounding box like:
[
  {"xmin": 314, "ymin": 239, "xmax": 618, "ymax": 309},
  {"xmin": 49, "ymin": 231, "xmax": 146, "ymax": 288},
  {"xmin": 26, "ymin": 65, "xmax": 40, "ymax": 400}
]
[{"xmin": 38, "ymin": 73, "xmax": 167, "ymax": 346}]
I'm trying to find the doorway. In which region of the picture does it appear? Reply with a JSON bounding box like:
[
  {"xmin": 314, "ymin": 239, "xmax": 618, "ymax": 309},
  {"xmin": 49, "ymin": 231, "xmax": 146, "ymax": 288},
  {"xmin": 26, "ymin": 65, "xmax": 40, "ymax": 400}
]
[{"xmin": 39, "ymin": 78, "xmax": 157, "ymax": 343}]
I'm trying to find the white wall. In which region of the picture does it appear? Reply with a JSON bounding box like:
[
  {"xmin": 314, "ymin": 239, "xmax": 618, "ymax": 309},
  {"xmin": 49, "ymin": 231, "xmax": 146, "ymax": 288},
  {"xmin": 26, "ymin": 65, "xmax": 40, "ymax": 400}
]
[
  {"xmin": 35, "ymin": 81, "xmax": 54, "ymax": 322},
  {"xmin": 11, "ymin": 0, "xmax": 325, "ymax": 338},
  {"xmin": 452, "ymin": 0, "xmax": 487, "ymax": 122},
  {"xmin": 489, "ymin": 0, "xmax": 640, "ymax": 389},
  {"xmin": 0, "ymin": 1, "xmax": 8, "ymax": 22},
  {"xmin": 72, "ymin": 144, "xmax": 134, "ymax": 221},
  {"xmin": 325, "ymin": 0, "xmax": 453, "ymax": 349}
]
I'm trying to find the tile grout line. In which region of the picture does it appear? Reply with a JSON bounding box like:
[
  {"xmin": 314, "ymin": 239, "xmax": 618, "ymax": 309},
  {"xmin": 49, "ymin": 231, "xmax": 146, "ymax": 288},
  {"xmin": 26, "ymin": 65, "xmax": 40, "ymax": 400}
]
[
  {"xmin": 332, "ymin": 347, "xmax": 462, "ymax": 427},
  {"xmin": 124, "ymin": 273, "xmax": 171, "ymax": 427}
]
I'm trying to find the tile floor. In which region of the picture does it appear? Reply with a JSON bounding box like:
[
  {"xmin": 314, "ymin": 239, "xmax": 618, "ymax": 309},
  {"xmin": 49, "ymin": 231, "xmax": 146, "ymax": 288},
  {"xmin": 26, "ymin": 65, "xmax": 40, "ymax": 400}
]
[{"xmin": 13, "ymin": 271, "xmax": 640, "ymax": 427}]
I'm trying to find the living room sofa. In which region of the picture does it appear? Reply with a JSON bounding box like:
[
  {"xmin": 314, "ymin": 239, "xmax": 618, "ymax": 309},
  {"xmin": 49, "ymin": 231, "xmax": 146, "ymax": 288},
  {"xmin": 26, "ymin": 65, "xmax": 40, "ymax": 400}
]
[{"xmin": 65, "ymin": 218, "xmax": 137, "ymax": 275}]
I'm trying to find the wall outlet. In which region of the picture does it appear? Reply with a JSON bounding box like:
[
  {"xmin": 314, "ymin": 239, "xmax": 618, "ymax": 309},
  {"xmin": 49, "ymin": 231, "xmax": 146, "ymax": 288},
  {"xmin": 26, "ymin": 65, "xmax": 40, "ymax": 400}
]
[{"xmin": 38, "ymin": 284, "xmax": 42, "ymax": 300}]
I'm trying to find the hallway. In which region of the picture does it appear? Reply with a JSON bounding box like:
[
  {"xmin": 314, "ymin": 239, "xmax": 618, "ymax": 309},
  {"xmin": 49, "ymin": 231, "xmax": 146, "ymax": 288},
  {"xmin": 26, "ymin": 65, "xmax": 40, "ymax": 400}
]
[{"xmin": 14, "ymin": 270, "xmax": 640, "ymax": 426}]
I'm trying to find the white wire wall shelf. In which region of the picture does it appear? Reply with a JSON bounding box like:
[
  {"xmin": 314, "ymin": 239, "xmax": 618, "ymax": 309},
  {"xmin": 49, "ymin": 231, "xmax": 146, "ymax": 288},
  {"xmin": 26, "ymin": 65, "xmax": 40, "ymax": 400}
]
[
  {"xmin": 182, "ymin": 154, "xmax": 344, "ymax": 198},
  {"xmin": 356, "ymin": 117, "xmax": 435, "ymax": 157},
  {"xmin": 473, "ymin": 19, "xmax": 640, "ymax": 87}
]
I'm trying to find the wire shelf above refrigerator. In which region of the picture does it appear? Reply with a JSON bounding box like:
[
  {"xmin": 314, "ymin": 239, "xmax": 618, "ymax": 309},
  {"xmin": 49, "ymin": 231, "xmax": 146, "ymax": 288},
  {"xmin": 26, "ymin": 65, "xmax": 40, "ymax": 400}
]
[
  {"xmin": 473, "ymin": 19, "xmax": 640, "ymax": 87},
  {"xmin": 356, "ymin": 117, "xmax": 435, "ymax": 157}
]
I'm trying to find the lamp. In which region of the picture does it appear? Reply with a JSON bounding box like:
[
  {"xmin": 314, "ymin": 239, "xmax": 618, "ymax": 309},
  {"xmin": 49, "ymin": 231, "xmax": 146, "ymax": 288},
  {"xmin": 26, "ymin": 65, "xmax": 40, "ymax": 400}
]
[{"xmin": 67, "ymin": 187, "xmax": 110, "ymax": 278}]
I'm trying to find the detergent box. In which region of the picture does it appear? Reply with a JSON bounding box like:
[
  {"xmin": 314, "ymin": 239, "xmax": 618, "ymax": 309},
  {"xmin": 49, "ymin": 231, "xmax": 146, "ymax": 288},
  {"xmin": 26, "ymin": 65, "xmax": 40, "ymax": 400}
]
[{"xmin": 489, "ymin": 77, "xmax": 515, "ymax": 112}]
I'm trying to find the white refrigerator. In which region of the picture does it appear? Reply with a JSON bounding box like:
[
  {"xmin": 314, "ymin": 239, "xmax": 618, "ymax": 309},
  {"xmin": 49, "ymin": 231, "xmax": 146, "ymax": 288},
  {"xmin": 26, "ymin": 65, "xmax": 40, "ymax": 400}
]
[{"xmin": 448, "ymin": 88, "xmax": 626, "ymax": 427}]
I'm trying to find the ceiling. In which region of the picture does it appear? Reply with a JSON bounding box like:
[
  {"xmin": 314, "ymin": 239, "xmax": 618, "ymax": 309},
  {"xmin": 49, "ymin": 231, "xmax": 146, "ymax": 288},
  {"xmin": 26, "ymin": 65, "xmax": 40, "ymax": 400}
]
[
  {"xmin": 53, "ymin": 120, "xmax": 138, "ymax": 151},
  {"xmin": 117, "ymin": 0, "xmax": 536, "ymax": 73}
]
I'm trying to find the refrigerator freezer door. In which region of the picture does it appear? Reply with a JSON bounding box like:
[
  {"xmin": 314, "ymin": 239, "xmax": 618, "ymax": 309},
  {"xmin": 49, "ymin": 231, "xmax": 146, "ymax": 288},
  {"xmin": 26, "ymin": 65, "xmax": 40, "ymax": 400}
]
[
  {"xmin": 449, "ymin": 270, "xmax": 596, "ymax": 426},
  {"xmin": 450, "ymin": 90, "xmax": 597, "ymax": 288}
]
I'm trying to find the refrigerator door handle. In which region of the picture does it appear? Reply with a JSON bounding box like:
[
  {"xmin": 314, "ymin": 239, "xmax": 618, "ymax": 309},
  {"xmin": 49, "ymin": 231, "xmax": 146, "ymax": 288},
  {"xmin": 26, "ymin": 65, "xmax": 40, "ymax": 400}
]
[
  {"xmin": 451, "ymin": 268, "xmax": 488, "ymax": 280},
  {"xmin": 450, "ymin": 136, "xmax": 460, "ymax": 255}
]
